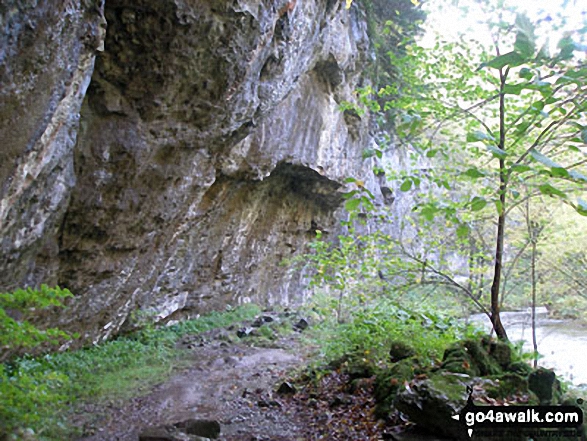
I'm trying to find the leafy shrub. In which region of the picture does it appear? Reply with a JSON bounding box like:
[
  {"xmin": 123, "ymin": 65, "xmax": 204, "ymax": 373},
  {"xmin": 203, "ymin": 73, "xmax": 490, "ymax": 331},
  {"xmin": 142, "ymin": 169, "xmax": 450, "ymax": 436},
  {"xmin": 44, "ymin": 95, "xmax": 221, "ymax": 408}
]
[
  {"xmin": 308, "ymin": 297, "xmax": 482, "ymax": 367},
  {"xmin": 0, "ymin": 285, "xmax": 76, "ymax": 438},
  {"xmin": 0, "ymin": 285, "xmax": 75, "ymax": 362}
]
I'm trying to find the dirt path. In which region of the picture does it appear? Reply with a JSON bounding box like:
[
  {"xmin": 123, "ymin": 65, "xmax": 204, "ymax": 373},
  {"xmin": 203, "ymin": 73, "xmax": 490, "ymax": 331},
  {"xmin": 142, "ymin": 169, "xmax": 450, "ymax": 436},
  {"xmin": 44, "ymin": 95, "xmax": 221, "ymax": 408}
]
[{"xmin": 77, "ymin": 328, "xmax": 313, "ymax": 441}]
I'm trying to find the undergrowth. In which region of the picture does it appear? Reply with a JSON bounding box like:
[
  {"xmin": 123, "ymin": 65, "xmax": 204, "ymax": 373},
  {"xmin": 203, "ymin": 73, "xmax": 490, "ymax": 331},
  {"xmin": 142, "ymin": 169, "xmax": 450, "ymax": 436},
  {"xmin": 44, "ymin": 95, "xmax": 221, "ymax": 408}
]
[
  {"xmin": 303, "ymin": 295, "xmax": 483, "ymax": 370},
  {"xmin": 0, "ymin": 303, "xmax": 260, "ymax": 440}
]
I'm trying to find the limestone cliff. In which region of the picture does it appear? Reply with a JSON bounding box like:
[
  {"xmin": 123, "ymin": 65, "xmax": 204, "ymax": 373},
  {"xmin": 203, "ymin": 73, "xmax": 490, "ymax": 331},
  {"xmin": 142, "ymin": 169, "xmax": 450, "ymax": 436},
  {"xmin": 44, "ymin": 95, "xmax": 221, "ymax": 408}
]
[{"xmin": 1, "ymin": 0, "xmax": 380, "ymax": 342}]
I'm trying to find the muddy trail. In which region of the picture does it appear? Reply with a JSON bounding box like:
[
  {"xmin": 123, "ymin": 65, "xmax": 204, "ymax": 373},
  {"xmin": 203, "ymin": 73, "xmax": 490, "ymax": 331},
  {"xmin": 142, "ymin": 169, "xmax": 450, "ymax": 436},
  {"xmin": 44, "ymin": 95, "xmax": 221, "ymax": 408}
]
[
  {"xmin": 71, "ymin": 312, "xmax": 449, "ymax": 441},
  {"xmin": 75, "ymin": 314, "xmax": 316, "ymax": 441}
]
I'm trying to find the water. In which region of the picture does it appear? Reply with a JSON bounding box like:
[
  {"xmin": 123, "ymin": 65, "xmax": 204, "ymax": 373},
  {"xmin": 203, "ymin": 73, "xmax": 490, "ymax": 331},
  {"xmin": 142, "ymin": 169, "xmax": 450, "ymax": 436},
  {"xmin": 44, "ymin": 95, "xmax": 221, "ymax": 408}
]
[{"xmin": 469, "ymin": 307, "xmax": 587, "ymax": 386}]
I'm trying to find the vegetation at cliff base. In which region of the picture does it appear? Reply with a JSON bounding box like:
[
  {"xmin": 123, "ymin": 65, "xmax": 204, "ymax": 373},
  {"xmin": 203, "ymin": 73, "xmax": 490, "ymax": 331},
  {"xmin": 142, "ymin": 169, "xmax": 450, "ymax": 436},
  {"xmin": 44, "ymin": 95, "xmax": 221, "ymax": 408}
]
[{"xmin": 0, "ymin": 296, "xmax": 260, "ymax": 439}]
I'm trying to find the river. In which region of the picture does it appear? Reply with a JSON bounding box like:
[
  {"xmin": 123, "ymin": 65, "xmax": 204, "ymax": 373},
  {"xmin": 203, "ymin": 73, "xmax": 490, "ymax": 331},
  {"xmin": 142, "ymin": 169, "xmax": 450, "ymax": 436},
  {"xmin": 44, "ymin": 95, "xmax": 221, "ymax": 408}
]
[{"xmin": 469, "ymin": 307, "xmax": 587, "ymax": 386}]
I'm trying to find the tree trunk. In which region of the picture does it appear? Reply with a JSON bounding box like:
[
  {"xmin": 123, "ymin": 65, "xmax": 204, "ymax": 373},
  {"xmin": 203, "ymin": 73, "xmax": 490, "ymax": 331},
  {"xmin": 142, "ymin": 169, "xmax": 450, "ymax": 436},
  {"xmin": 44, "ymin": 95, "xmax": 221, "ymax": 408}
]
[{"xmin": 490, "ymin": 68, "xmax": 509, "ymax": 341}]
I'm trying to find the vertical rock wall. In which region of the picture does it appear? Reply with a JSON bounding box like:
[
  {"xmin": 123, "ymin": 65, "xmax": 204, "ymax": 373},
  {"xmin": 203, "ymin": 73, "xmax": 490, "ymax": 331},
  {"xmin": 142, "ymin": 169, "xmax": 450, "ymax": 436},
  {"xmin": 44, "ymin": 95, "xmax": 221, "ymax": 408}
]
[
  {"xmin": 0, "ymin": 0, "xmax": 105, "ymax": 290},
  {"xmin": 1, "ymin": 0, "xmax": 381, "ymax": 342}
]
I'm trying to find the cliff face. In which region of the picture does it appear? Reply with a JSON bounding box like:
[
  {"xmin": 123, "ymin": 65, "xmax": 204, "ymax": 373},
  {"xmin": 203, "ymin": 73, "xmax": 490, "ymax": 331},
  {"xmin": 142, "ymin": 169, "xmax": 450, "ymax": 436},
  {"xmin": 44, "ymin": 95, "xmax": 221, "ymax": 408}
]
[{"xmin": 1, "ymin": 0, "xmax": 379, "ymax": 342}]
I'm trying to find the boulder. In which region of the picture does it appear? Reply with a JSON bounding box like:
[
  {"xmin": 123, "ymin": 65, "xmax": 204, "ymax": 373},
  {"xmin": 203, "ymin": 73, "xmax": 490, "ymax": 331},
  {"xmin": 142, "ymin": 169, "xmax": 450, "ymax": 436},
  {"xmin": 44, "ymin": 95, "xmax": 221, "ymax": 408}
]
[
  {"xmin": 389, "ymin": 341, "xmax": 416, "ymax": 363},
  {"xmin": 441, "ymin": 338, "xmax": 502, "ymax": 377},
  {"xmin": 374, "ymin": 357, "xmax": 422, "ymax": 419},
  {"xmin": 394, "ymin": 372, "xmax": 473, "ymax": 440},
  {"xmin": 528, "ymin": 367, "xmax": 562, "ymax": 405},
  {"xmin": 173, "ymin": 419, "xmax": 221, "ymax": 439}
]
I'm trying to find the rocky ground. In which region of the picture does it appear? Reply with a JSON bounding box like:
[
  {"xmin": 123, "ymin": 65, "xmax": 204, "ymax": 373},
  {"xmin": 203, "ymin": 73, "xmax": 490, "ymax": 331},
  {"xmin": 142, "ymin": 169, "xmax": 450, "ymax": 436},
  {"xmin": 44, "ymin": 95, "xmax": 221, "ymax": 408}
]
[
  {"xmin": 73, "ymin": 313, "xmax": 312, "ymax": 440},
  {"xmin": 68, "ymin": 311, "xmax": 577, "ymax": 441},
  {"xmin": 71, "ymin": 311, "xmax": 449, "ymax": 441}
]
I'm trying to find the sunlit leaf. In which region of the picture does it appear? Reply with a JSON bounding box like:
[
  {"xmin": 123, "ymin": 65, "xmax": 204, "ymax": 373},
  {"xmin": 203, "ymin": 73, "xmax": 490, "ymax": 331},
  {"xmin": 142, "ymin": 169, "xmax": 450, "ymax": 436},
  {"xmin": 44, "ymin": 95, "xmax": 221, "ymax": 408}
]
[
  {"xmin": 550, "ymin": 167, "xmax": 569, "ymax": 178},
  {"xmin": 478, "ymin": 51, "xmax": 524, "ymax": 70},
  {"xmin": 463, "ymin": 168, "xmax": 486, "ymax": 179},
  {"xmin": 420, "ymin": 205, "xmax": 437, "ymax": 221},
  {"xmin": 576, "ymin": 199, "xmax": 587, "ymax": 216},
  {"xmin": 466, "ymin": 130, "xmax": 494, "ymax": 143},
  {"xmin": 504, "ymin": 84, "xmax": 523, "ymax": 95},
  {"xmin": 509, "ymin": 164, "xmax": 532, "ymax": 173},
  {"xmin": 514, "ymin": 14, "xmax": 536, "ymax": 59},
  {"xmin": 519, "ymin": 68, "xmax": 533, "ymax": 80},
  {"xmin": 345, "ymin": 198, "xmax": 361, "ymax": 211},
  {"xmin": 400, "ymin": 179, "xmax": 413, "ymax": 192},
  {"xmin": 538, "ymin": 183, "xmax": 566, "ymax": 198},
  {"xmin": 470, "ymin": 196, "xmax": 487, "ymax": 211},
  {"xmin": 494, "ymin": 199, "xmax": 504, "ymax": 215},
  {"xmin": 569, "ymin": 170, "xmax": 587, "ymax": 183},
  {"xmin": 486, "ymin": 144, "xmax": 507, "ymax": 159},
  {"xmin": 530, "ymin": 149, "xmax": 561, "ymax": 168},
  {"xmin": 456, "ymin": 224, "xmax": 469, "ymax": 239},
  {"xmin": 342, "ymin": 190, "xmax": 358, "ymax": 199}
]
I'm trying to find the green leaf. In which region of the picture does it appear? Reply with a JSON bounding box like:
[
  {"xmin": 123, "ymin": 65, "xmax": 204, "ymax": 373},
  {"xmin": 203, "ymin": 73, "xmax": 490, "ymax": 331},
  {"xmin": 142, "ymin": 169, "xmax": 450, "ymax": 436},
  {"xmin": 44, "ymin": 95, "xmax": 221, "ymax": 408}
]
[
  {"xmin": 530, "ymin": 149, "xmax": 561, "ymax": 168},
  {"xmin": 426, "ymin": 149, "xmax": 438, "ymax": 158},
  {"xmin": 467, "ymin": 130, "xmax": 495, "ymax": 143},
  {"xmin": 569, "ymin": 170, "xmax": 587, "ymax": 183},
  {"xmin": 456, "ymin": 224, "xmax": 469, "ymax": 240},
  {"xmin": 504, "ymin": 84, "xmax": 524, "ymax": 95},
  {"xmin": 486, "ymin": 144, "xmax": 507, "ymax": 158},
  {"xmin": 478, "ymin": 51, "xmax": 525, "ymax": 70},
  {"xmin": 463, "ymin": 168, "xmax": 486, "ymax": 179},
  {"xmin": 400, "ymin": 179, "xmax": 413, "ymax": 192},
  {"xmin": 550, "ymin": 167, "xmax": 569, "ymax": 178},
  {"xmin": 362, "ymin": 149, "xmax": 376, "ymax": 159},
  {"xmin": 470, "ymin": 196, "xmax": 487, "ymax": 211},
  {"xmin": 531, "ymin": 101, "xmax": 545, "ymax": 111},
  {"xmin": 514, "ymin": 14, "xmax": 536, "ymax": 59},
  {"xmin": 536, "ymin": 39, "xmax": 550, "ymax": 60},
  {"xmin": 375, "ymin": 149, "xmax": 383, "ymax": 159},
  {"xmin": 556, "ymin": 36, "xmax": 576, "ymax": 60},
  {"xmin": 420, "ymin": 205, "xmax": 438, "ymax": 221},
  {"xmin": 576, "ymin": 199, "xmax": 587, "ymax": 216},
  {"xmin": 494, "ymin": 199, "xmax": 504, "ymax": 215},
  {"xmin": 581, "ymin": 129, "xmax": 587, "ymax": 144},
  {"xmin": 345, "ymin": 198, "xmax": 361, "ymax": 211},
  {"xmin": 519, "ymin": 68, "xmax": 533, "ymax": 80},
  {"xmin": 343, "ymin": 177, "xmax": 357, "ymax": 183},
  {"xmin": 510, "ymin": 164, "xmax": 532, "ymax": 173},
  {"xmin": 538, "ymin": 183, "xmax": 567, "ymax": 198},
  {"xmin": 342, "ymin": 190, "xmax": 358, "ymax": 199}
]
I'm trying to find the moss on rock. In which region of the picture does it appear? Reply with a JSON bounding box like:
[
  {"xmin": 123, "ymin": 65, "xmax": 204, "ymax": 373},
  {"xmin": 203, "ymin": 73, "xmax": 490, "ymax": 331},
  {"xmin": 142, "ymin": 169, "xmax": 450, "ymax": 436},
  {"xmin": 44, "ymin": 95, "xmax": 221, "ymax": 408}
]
[
  {"xmin": 389, "ymin": 340, "xmax": 416, "ymax": 363},
  {"xmin": 486, "ymin": 373, "xmax": 528, "ymax": 399},
  {"xmin": 374, "ymin": 357, "xmax": 422, "ymax": 418},
  {"xmin": 441, "ymin": 337, "xmax": 502, "ymax": 377}
]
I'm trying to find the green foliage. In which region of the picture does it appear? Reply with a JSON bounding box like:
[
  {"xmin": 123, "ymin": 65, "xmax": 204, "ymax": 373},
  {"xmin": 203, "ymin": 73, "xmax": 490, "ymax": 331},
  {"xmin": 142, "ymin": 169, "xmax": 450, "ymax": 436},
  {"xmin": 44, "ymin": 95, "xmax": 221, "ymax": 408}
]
[
  {"xmin": 306, "ymin": 297, "xmax": 481, "ymax": 368},
  {"xmin": 0, "ymin": 285, "xmax": 75, "ymax": 361},
  {"xmin": 358, "ymin": 0, "xmax": 587, "ymax": 338},
  {"xmin": 0, "ymin": 363, "xmax": 69, "ymax": 437},
  {"xmin": 0, "ymin": 304, "xmax": 260, "ymax": 438}
]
